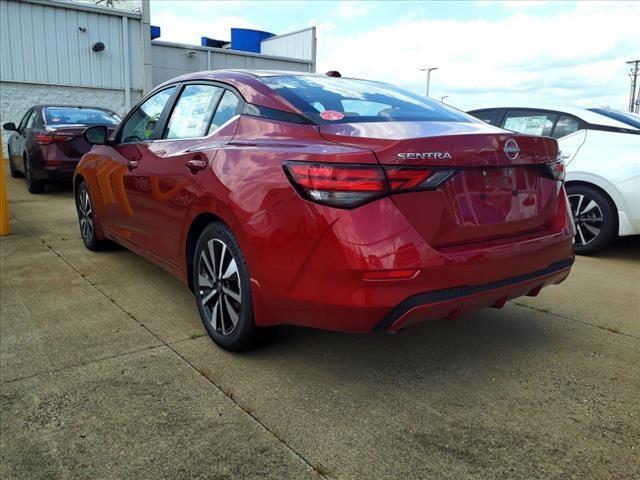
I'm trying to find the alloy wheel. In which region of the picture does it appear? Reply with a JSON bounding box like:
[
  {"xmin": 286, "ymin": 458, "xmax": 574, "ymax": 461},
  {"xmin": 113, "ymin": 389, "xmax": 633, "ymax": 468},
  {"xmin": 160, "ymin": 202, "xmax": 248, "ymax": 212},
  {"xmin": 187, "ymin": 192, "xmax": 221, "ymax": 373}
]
[
  {"xmin": 197, "ymin": 238, "xmax": 242, "ymax": 336},
  {"xmin": 78, "ymin": 188, "xmax": 95, "ymax": 244},
  {"xmin": 24, "ymin": 157, "xmax": 32, "ymax": 184},
  {"xmin": 568, "ymin": 193, "xmax": 603, "ymax": 247}
]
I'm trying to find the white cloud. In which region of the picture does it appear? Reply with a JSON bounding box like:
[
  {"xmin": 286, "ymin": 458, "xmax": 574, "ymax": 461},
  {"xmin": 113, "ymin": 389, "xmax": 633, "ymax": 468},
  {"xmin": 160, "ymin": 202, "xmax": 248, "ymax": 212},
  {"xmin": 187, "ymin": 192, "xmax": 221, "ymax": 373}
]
[
  {"xmin": 316, "ymin": 3, "xmax": 640, "ymax": 110},
  {"xmin": 337, "ymin": 1, "xmax": 370, "ymax": 19},
  {"xmin": 307, "ymin": 18, "xmax": 337, "ymax": 35}
]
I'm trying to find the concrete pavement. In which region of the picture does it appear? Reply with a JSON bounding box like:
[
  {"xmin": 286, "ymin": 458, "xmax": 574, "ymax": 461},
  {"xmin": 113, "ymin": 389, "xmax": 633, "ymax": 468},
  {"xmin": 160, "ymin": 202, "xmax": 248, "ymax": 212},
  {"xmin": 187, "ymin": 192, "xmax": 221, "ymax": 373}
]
[{"xmin": 1, "ymin": 173, "xmax": 638, "ymax": 479}]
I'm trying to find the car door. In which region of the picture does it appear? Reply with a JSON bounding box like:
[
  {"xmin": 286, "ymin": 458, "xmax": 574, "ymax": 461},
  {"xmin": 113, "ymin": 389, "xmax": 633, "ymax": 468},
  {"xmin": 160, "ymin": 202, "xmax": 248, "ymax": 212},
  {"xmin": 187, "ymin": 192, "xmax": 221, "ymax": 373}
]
[
  {"xmin": 97, "ymin": 86, "xmax": 178, "ymax": 245},
  {"xmin": 130, "ymin": 83, "xmax": 242, "ymax": 264},
  {"xmin": 10, "ymin": 109, "xmax": 34, "ymax": 168}
]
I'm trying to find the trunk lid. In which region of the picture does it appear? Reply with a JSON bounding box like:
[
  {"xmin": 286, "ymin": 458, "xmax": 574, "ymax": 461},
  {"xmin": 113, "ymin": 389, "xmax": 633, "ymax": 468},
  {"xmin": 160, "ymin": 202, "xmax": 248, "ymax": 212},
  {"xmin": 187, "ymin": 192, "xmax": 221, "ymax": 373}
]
[{"xmin": 319, "ymin": 121, "xmax": 561, "ymax": 247}]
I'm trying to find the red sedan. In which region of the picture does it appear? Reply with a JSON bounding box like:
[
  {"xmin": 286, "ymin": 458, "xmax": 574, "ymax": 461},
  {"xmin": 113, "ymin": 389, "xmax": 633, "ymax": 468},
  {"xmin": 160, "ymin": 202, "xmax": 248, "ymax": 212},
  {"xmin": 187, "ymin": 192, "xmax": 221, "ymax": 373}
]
[{"xmin": 75, "ymin": 70, "xmax": 574, "ymax": 351}]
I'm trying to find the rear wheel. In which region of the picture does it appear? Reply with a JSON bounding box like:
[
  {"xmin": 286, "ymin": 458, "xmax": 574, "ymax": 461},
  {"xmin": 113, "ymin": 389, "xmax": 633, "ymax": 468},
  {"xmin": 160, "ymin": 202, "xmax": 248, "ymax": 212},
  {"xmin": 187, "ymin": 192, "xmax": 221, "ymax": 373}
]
[
  {"xmin": 8, "ymin": 147, "xmax": 22, "ymax": 178},
  {"xmin": 567, "ymin": 184, "xmax": 616, "ymax": 255},
  {"xmin": 76, "ymin": 181, "xmax": 108, "ymax": 251},
  {"xmin": 24, "ymin": 154, "xmax": 45, "ymax": 193},
  {"xmin": 193, "ymin": 223, "xmax": 257, "ymax": 351}
]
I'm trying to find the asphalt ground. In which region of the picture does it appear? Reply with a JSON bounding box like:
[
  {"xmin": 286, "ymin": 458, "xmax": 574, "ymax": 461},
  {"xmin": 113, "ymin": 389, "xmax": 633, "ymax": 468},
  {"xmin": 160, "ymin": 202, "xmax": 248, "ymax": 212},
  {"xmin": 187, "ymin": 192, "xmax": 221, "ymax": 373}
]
[{"xmin": 1, "ymin": 171, "xmax": 638, "ymax": 480}]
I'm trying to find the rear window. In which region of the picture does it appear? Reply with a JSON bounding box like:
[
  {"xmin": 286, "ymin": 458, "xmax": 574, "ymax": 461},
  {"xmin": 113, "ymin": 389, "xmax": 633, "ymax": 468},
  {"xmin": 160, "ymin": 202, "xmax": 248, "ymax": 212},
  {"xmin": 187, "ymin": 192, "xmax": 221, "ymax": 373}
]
[
  {"xmin": 259, "ymin": 75, "xmax": 475, "ymax": 124},
  {"xmin": 44, "ymin": 107, "xmax": 120, "ymax": 126}
]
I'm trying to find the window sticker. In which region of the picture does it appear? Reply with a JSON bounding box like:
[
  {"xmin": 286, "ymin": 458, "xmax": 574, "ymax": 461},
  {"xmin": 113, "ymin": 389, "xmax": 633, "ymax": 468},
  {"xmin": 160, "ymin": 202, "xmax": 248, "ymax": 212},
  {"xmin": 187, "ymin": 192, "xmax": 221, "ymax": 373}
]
[{"xmin": 320, "ymin": 110, "xmax": 345, "ymax": 121}]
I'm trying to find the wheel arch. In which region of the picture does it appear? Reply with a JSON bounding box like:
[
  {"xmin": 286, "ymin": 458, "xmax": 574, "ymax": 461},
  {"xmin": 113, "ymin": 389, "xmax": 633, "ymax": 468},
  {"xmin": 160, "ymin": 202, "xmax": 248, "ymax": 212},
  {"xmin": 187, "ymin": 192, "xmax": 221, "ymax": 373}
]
[
  {"xmin": 185, "ymin": 212, "xmax": 226, "ymax": 292},
  {"xmin": 565, "ymin": 179, "xmax": 619, "ymax": 238},
  {"xmin": 565, "ymin": 172, "xmax": 623, "ymax": 212},
  {"xmin": 73, "ymin": 173, "xmax": 85, "ymax": 196}
]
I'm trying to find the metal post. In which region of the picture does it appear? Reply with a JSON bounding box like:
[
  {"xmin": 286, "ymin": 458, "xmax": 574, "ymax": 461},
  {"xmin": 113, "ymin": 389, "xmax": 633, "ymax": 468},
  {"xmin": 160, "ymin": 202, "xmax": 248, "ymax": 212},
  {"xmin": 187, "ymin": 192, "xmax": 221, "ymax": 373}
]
[
  {"xmin": 627, "ymin": 60, "xmax": 640, "ymax": 113},
  {"xmin": 420, "ymin": 67, "xmax": 438, "ymax": 97},
  {"xmin": 122, "ymin": 16, "xmax": 131, "ymax": 111},
  {"xmin": 0, "ymin": 130, "xmax": 11, "ymax": 236},
  {"xmin": 140, "ymin": 0, "xmax": 154, "ymax": 95}
]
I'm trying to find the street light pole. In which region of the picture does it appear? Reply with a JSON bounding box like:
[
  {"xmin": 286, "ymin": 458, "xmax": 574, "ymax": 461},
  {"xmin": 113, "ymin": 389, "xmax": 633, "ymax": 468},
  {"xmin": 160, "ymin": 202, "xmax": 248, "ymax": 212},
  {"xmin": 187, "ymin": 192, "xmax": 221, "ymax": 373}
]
[
  {"xmin": 440, "ymin": 95, "xmax": 449, "ymax": 103},
  {"xmin": 420, "ymin": 67, "xmax": 438, "ymax": 97}
]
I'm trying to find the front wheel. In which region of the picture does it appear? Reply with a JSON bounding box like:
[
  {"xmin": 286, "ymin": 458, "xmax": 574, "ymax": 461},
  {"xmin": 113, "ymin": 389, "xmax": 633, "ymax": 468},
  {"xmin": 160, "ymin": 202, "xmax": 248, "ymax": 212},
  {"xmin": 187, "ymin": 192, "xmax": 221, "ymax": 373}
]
[
  {"xmin": 193, "ymin": 223, "xmax": 258, "ymax": 351},
  {"xmin": 8, "ymin": 147, "xmax": 23, "ymax": 178},
  {"xmin": 76, "ymin": 181, "xmax": 108, "ymax": 251},
  {"xmin": 567, "ymin": 184, "xmax": 617, "ymax": 255}
]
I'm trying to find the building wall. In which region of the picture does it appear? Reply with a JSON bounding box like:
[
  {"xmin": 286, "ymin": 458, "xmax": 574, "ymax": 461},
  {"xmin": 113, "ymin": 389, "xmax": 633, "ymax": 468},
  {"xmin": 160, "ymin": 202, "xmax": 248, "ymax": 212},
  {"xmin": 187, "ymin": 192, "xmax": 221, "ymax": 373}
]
[
  {"xmin": 0, "ymin": 0, "xmax": 145, "ymax": 154},
  {"xmin": 260, "ymin": 27, "xmax": 316, "ymax": 68},
  {"xmin": 151, "ymin": 42, "xmax": 314, "ymax": 87},
  {"xmin": 0, "ymin": 0, "xmax": 144, "ymax": 90},
  {"xmin": 0, "ymin": 82, "xmax": 142, "ymax": 155}
]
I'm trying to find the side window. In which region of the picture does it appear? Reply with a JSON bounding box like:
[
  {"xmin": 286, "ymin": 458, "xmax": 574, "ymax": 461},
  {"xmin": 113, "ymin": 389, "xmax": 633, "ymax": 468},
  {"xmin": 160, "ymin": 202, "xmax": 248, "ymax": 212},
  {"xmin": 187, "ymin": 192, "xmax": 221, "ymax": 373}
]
[
  {"xmin": 26, "ymin": 110, "xmax": 38, "ymax": 129},
  {"xmin": 209, "ymin": 90, "xmax": 240, "ymax": 134},
  {"xmin": 18, "ymin": 110, "xmax": 33, "ymax": 131},
  {"xmin": 165, "ymin": 84, "xmax": 223, "ymax": 139},
  {"xmin": 552, "ymin": 115, "xmax": 580, "ymax": 139},
  {"xmin": 120, "ymin": 86, "xmax": 176, "ymax": 143},
  {"xmin": 503, "ymin": 110, "xmax": 558, "ymax": 137},
  {"xmin": 470, "ymin": 109, "xmax": 501, "ymax": 125}
]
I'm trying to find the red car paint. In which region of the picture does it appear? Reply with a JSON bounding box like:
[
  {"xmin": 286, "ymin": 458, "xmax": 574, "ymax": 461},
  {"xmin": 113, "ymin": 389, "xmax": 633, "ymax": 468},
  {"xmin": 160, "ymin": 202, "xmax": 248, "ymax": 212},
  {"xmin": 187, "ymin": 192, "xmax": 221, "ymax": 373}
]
[{"xmin": 74, "ymin": 71, "xmax": 574, "ymax": 333}]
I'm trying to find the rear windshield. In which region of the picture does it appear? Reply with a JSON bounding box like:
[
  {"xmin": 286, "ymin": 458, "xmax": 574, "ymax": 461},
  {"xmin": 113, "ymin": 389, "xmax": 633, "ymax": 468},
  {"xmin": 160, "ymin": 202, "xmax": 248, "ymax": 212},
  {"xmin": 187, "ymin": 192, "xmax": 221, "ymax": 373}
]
[
  {"xmin": 259, "ymin": 75, "xmax": 475, "ymax": 124},
  {"xmin": 44, "ymin": 107, "xmax": 121, "ymax": 126},
  {"xmin": 587, "ymin": 108, "xmax": 640, "ymax": 129}
]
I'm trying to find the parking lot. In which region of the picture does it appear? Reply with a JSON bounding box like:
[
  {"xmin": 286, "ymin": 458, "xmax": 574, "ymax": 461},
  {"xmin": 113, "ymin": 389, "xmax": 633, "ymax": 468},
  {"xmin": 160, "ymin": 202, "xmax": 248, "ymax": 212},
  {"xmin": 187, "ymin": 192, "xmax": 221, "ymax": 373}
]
[{"xmin": 0, "ymin": 175, "xmax": 638, "ymax": 479}]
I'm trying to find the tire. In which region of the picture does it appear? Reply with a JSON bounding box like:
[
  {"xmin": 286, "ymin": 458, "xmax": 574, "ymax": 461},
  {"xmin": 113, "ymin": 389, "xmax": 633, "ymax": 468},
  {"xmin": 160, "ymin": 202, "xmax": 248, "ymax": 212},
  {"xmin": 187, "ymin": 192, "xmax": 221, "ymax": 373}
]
[
  {"xmin": 193, "ymin": 223, "xmax": 257, "ymax": 351},
  {"xmin": 76, "ymin": 181, "xmax": 108, "ymax": 251},
  {"xmin": 567, "ymin": 184, "xmax": 617, "ymax": 255},
  {"xmin": 8, "ymin": 147, "xmax": 23, "ymax": 178},
  {"xmin": 24, "ymin": 154, "xmax": 45, "ymax": 193}
]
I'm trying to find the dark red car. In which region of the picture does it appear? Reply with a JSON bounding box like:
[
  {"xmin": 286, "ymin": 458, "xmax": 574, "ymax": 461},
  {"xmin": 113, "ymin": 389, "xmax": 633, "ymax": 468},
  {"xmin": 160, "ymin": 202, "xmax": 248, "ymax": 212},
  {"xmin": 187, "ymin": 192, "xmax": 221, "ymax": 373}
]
[
  {"xmin": 3, "ymin": 105, "xmax": 120, "ymax": 193},
  {"xmin": 75, "ymin": 70, "xmax": 574, "ymax": 351}
]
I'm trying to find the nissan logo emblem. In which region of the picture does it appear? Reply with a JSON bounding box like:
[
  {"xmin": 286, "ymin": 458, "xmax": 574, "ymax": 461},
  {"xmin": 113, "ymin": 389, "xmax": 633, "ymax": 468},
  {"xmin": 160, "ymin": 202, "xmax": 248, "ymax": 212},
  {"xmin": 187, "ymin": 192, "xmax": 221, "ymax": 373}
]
[{"xmin": 504, "ymin": 139, "xmax": 520, "ymax": 160}]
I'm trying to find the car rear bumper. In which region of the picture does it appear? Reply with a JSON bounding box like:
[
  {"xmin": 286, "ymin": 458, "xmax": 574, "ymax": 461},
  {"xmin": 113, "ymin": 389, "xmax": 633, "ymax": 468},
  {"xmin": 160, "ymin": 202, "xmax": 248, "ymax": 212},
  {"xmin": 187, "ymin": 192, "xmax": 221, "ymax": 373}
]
[
  {"xmin": 375, "ymin": 257, "xmax": 573, "ymax": 332},
  {"xmin": 31, "ymin": 165, "xmax": 77, "ymax": 180},
  {"xmin": 248, "ymin": 194, "xmax": 575, "ymax": 333}
]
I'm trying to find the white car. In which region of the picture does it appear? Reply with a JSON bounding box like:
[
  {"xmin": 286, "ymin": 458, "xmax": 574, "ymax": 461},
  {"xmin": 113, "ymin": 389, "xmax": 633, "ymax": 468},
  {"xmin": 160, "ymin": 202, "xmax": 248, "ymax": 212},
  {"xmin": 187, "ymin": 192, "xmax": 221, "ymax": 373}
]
[{"xmin": 468, "ymin": 105, "xmax": 640, "ymax": 254}]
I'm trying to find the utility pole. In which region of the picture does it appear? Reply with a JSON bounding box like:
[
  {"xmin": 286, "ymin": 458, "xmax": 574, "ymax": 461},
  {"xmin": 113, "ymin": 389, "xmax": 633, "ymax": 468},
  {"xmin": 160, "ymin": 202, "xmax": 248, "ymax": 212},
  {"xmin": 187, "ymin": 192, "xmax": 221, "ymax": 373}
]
[
  {"xmin": 420, "ymin": 67, "xmax": 438, "ymax": 97},
  {"xmin": 627, "ymin": 59, "xmax": 640, "ymax": 113}
]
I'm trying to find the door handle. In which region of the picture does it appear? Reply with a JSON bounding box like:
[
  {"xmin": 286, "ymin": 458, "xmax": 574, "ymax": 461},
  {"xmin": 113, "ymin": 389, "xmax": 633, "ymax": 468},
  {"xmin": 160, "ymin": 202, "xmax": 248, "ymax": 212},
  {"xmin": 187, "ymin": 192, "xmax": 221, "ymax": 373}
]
[
  {"xmin": 126, "ymin": 159, "xmax": 139, "ymax": 171},
  {"xmin": 185, "ymin": 156, "xmax": 208, "ymax": 174}
]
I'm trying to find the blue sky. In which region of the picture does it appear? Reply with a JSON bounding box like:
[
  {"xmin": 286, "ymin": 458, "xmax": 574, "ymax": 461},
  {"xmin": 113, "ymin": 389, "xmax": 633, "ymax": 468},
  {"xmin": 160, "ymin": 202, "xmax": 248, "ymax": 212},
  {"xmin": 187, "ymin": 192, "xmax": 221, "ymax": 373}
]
[{"xmin": 149, "ymin": 1, "xmax": 640, "ymax": 110}]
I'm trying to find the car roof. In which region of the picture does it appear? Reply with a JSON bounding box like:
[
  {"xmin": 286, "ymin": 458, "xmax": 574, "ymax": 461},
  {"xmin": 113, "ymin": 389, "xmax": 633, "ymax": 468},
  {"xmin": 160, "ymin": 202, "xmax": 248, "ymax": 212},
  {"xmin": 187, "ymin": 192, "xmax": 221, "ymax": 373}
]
[
  {"xmin": 155, "ymin": 69, "xmax": 316, "ymax": 113},
  {"xmin": 469, "ymin": 103, "xmax": 633, "ymax": 130},
  {"xmin": 31, "ymin": 105, "xmax": 115, "ymax": 110}
]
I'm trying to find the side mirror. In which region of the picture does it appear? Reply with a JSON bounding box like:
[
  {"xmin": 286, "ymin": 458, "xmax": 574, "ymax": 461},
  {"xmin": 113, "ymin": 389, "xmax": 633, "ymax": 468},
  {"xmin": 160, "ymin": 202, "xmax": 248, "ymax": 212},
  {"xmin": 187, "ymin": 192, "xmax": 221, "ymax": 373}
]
[
  {"xmin": 84, "ymin": 125, "xmax": 108, "ymax": 145},
  {"xmin": 3, "ymin": 122, "xmax": 16, "ymax": 131}
]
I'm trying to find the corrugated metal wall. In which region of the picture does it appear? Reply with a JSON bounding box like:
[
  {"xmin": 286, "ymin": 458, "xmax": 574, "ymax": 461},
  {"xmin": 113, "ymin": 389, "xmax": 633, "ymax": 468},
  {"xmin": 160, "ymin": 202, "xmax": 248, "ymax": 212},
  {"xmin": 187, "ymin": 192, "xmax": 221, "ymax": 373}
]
[
  {"xmin": 260, "ymin": 27, "xmax": 316, "ymax": 66},
  {"xmin": 151, "ymin": 42, "xmax": 314, "ymax": 86},
  {"xmin": 0, "ymin": 0, "xmax": 143, "ymax": 90}
]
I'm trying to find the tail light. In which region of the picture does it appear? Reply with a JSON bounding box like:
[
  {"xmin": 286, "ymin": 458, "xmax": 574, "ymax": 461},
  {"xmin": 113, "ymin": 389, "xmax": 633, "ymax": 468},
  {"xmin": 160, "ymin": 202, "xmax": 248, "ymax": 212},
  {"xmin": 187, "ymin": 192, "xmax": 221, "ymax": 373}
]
[
  {"xmin": 283, "ymin": 161, "xmax": 455, "ymax": 208},
  {"xmin": 541, "ymin": 159, "xmax": 565, "ymax": 182},
  {"xmin": 36, "ymin": 133, "xmax": 74, "ymax": 145}
]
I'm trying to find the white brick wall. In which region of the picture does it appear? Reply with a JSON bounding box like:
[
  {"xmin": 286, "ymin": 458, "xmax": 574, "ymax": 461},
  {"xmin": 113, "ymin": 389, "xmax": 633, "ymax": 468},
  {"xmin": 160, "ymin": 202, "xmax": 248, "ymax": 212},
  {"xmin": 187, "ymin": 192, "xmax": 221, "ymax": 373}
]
[{"xmin": 0, "ymin": 82, "xmax": 141, "ymax": 155}]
